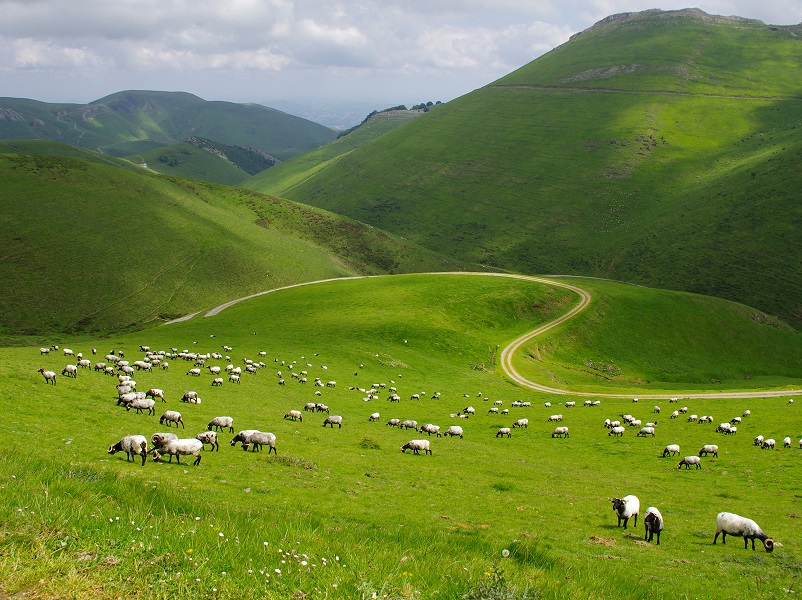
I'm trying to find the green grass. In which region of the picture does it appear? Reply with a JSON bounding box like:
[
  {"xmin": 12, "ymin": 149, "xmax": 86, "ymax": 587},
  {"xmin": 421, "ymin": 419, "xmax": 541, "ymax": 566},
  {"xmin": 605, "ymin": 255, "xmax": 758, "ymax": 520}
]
[
  {"xmin": 2, "ymin": 273, "xmax": 801, "ymax": 598},
  {"xmin": 125, "ymin": 141, "xmax": 253, "ymax": 186},
  {"xmin": 246, "ymin": 10, "xmax": 802, "ymax": 329}
]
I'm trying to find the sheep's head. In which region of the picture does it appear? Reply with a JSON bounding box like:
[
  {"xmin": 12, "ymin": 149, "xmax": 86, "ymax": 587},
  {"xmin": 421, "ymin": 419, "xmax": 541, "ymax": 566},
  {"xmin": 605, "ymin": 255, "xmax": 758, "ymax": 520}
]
[
  {"xmin": 764, "ymin": 538, "xmax": 775, "ymax": 552},
  {"xmin": 107, "ymin": 445, "xmax": 117, "ymax": 454}
]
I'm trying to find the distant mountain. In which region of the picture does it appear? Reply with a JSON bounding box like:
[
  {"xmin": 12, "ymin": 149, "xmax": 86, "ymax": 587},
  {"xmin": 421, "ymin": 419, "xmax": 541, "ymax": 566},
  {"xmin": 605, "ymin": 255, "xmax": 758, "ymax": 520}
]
[
  {"xmin": 247, "ymin": 9, "xmax": 802, "ymax": 329},
  {"xmin": 0, "ymin": 90, "xmax": 336, "ymax": 168}
]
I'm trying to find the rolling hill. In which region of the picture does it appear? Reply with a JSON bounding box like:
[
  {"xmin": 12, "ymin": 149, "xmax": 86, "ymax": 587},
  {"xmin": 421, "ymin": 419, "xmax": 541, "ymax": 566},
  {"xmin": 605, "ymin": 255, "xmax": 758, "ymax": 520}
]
[{"xmin": 246, "ymin": 9, "xmax": 802, "ymax": 329}]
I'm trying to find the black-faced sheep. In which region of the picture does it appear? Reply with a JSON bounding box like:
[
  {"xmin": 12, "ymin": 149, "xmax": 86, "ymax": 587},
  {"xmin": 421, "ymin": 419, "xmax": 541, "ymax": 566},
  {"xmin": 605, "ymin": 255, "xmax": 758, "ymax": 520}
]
[
  {"xmin": 401, "ymin": 439, "xmax": 431, "ymax": 455},
  {"xmin": 644, "ymin": 507, "xmax": 664, "ymax": 545},
  {"xmin": 443, "ymin": 425, "xmax": 464, "ymax": 438},
  {"xmin": 61, "ymin": 364, "xmax": 77, "ymax": 378},
  {"xmin": 714, "ymin": 512, "xmax": 773, "ymax": 552},
  {"xmin": 369, "ymin": 412, "xmax": 381, "ymax": 422},
  {"xmin": 38, "ymin": 368, "xmax": 56, "ymax": 385},
  {"xmin": 108, "ymin": 435, "xmax": 148, "ymax": 465},
  {"xmin": 159, "ymin": 410, "xmax": 184, "ymax": 428},
  {"xmin": 153, "ymin": 438, "xmax": 203, "ymax": 465},
  {"xmin": 207, "ymin": 416, "xmax": 234, "ymax": 433},
  {"xmin": 323, "ymin": 415, "xmax": 343, "ymax": 428},
  {"xmin": 611, "ymin": 495, "xmax": 639, "ymax": 529},
  {"xmin": 241, "ymin": 431, "xmax": 277, "ymax": 453},
  {"xmin": 196, "ymin": 431, "xmax": 219, "ymax": 451},
  {"xmin": 126, "ymin": 397, "xmax": 156, "ymax": 415},
  {"xmin": 662, "ymin": 444, "xmax": 680, "ymax": 457},
  {"xmin": 496, "ymin": 427, "xmax": 512, "ymax": 438},
  {"xmin": 698, "ymin": 444, "xmax": 718, "ymax": 457},
  {"xmin": 420, "ymin": 423, "xmax": 441, "ymax": 437},
  {"xmin": 145, "ymin": 388, "xmax": 166, "ymax": 402},
  {"xmin": 551, "ymin": 426, "xmax": 569, "ymax": 438},
  {"xmin": 678, "ymin": 456, "xmax": 702, "ymax": 469}
]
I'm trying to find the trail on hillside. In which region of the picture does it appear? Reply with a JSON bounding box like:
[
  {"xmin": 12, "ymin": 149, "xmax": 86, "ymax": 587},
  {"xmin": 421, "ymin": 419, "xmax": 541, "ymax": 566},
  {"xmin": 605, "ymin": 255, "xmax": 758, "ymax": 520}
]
[
  {"xmin": 199, "ymin": 272, "xmax": 802, "ymax": 400},
  {"xmin": 492, "ymin": 84, "xmax": 801, "ymax": 102}
]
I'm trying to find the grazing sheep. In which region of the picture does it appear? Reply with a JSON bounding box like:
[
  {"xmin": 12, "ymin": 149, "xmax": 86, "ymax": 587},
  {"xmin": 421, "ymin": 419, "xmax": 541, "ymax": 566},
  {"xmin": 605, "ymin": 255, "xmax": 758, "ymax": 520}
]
[
  {"xmin": 126, "ymin": 397, "xmax": 156, "ymax": 416},
  {"xmin": 323, "ymin": 415, "xmax": 343, "ymax": 428},
  {"xmin": 108, "ymin": 435, "xmax": 148, "ymax": 465},
  {"xmin": 611, "ymin": 495, "xmax": 640, "ymax": 529},
  {"xmin": 208, "ymin": 365, "xmax": 221, "ymax": 375},
  {"xmin": 242, "ymin": 431, "xmax": 277, "ymax": 453},
  {"xmin": 94, "ymin": 362, "xmax": 107, "ymax": 372},
  {"xmin": 443, "ymin": 425, "xmax": 464, "ymax": 438},
  {"xmin": 463, "ymin": 406, "xmax": 475, "ymax": 415},
  {"xmin": 662, "ymin": 444, "xmax": 680, "ymax": 457},
  {"xmin": 730, "ymin": 417, "xmax": 742, "ymax": 425},
  {"xmin": 687, "ymin": 414, "xmax": 698, "ymax": 422},
  {"xmin": 653, "ymin": 406, "xmax": 661, "ymax": 414},
  {"xmin": 211, "ymin": 377, "xmax": 224, "ymax": 387},
  {"xmin": 39, "ymin": 347, "xmax": 50, "ymax": 355},
  {"xmin": 181, "ymin": 391, "xmax": 199, "ymax": 403},
  {"xmin": 679, "ymin": 456, "xmax": 702, "ymax": 469},
  {"xmin": 315, "ymin": 403, "xmax": 329, "ymax": 413},
  {"xmin": 679, "ymin": 406, "xmax": 688, "ymax": 414},
  {"xmin": 150, "ymin": 432, "xmax": 178, "ymax": 452},
  {"xmin": 61, "ymin": 364, "xmax": 78, "ymax": 378},
  {"xmin": 369, "ymin": 412, "xmax": 381, "ymax": 422},
  {"xmin": 544, "ymin": 402, "xmax": 551, "ymax": 408},
  {"xmin": 565, "ymin": 401, "xmax": 576, "ymax": 408},
  {"xmin": 284, "ymin": 410, "xmax": 303, "ymax": 422},
  {"xmin": 153, "ymin": 438, "xmax": 203, "ymax": 466},
  {"xmin": 401, "ymin": 439, "xmax": 432, "ymax": 455},
  {"xmin": 608, "ymin": 426, "xmax": 625, "ymax": 437},
  {"xmin": 63, "ymin": 348, "xmax": 74, "ymax": 356},
  {"xmin": 725, "ymin": 426, "xmax": 737, "ymax": 435},
  {"xmin": 742, "ymin": 409, "xmax": 751, "ymax": 417},
  {"xmin": 304, "ymin": 402, "xmax": 317, "ymax": 412},
  {"xmin": 547, "ymin": 414, "xmax": 563, "ymax": 422},
  {"xmin": 714, "ymin": 512, "xmax": 774, "ymax": 552},
  {"xmin": 644, "ymin": 507, "xmax": 664, "ymax": 545},
  {"xmin": 145, "ymin": 388, "xmax": 166, "ymax": 403},
  {"xmin": 513, "ymin": 418, "xmax": 529, "ymax": 428},
  {"xmin": 753, "ymin": 435, "xmax": 765, "ymax": 447},
  {"xmin": 783, "ymin": 437, "xmax": 792, "ymax": 448},
  {"xmin": 230, "ymin": 430, "xmax": 260, "ymax": 448},
  {"xmin": 762, "ymin": 438, "xmax": 776, "ymax": 450},
  {"xmin": 186, "ymin": 368, "xmax": 201, "ymax": 377},
  {"xmin": 488, "ymin": 407, "xmax": 499, "ymax": 414},
  {"xmin": 159, "ymin": 410, "xmax": 184, "ymax": 428},
  {"xmin": 400, "ymin": 420, "xmax": 418, "ymax": 431},
  {"xmin": 420, "ymin": 423, "xmax": 441, "ymax": 437},
  {"xmin": 207, "ymin": 416, "xmax": 234, "ymax": 433},
  {"xmin": 386, "ymin": 418, "xmax": 400, "ymax": 427},
  {"xmin": 716, "ymin": 423, "xmax": 732, "ymax": 433},
  {"xmin": 118, "ymin": 391, "xmax": 146, "ymax": 407},
  {"xmin": 228, "ymin": 374, "xmax": 240, "ymax": 383},
  {"xmin": 670, "ymin": 410, "xmax": 679, "ymax": 419},
  {"xmin": 637, "ymin": 427, "xmax": 655, "ymax": 437},
  {"xmin": 38, "ymin": 368, "xmax": 57, "ymax": 385},
  {"xmin": 78, "ymin": 359, "xmax": 91, "ymax": 369},
  {"xmin": 698, "ymin": 444, "xmax": 719, "ymax": 457},
  {"xmin": 195, "ymin": 431, "xmax": 219, "ymax": 451},
  {"xmin": 551, "ymin": 426, "xmax": 569, "ymax": 438},
  {"xmin": 496, "ymin": 427, "xmax": 512, "ymax": 438}
]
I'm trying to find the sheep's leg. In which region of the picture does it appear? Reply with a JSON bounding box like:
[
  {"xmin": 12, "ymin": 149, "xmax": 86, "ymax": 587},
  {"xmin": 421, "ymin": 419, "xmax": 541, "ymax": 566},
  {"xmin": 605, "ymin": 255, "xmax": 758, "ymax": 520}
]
[
  {"xmin": 193, "ymin": 454, "xmax": 201, "ymax": 466},
  {"xmin": 269, "ymin": 446, "xmax": 276, "ymax": 455}
]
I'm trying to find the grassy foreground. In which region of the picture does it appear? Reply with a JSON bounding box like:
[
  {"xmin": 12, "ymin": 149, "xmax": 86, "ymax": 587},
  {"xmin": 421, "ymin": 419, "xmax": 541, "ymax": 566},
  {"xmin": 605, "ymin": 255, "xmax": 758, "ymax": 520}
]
[{"xmin": 2, "ymin": 274, "xmax": 801, "ymax": 599}]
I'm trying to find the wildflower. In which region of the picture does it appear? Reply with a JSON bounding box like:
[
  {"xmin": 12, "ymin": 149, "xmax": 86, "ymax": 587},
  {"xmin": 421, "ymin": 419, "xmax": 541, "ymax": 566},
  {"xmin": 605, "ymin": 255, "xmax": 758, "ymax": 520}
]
[
  {"xmin": 248, "ymin": 569, "xmax": 253, "ymax": 574},
  {"xmin": 219, "ymin": 532, "xmax": 224, "ymax": 537},
  {"xmin": 196, "ymin": 516, "xmax": 201, "ymax": 521},
  {"xmin": 275, "ymin": 569, "xmax": 281, "ymax": 575},
  {"xmin": 301, "ymin": 560, "xmax": 308, "ymax": 566},
  {"xmin": 502, "ymin": 549, "xmax": 510, "ymax": 558},
  {"xmin": 187, "ymin": 549, "xmax": 193, "ymax": 554},
  {"xmin": 195, "ymin": 578, "xmax": 201, "ymax": 582},
  {"xmin": 222, "ymin": 571, "xmax": 227, "ymax": 575}
]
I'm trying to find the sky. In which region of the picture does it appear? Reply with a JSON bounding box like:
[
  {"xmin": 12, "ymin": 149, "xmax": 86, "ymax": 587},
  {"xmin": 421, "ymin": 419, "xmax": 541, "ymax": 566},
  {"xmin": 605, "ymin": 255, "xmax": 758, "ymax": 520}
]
[{"xmin": 1, "ymin": 0, "xmax": 800, "ymax": 119}]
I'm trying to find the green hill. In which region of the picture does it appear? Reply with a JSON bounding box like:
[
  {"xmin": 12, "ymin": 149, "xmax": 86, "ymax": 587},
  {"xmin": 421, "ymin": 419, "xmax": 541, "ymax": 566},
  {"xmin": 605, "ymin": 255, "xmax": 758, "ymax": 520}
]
[
  {"xmin": 0, "ymin": 90, "xmax": 336, "ymax": 163},
  {"xmin": 247, "ymin": 9, "xmax": 802, "ymax": 328},
  {"xmin": 0, "ymin": 141, "xmax": 469, "ymax": 338}
]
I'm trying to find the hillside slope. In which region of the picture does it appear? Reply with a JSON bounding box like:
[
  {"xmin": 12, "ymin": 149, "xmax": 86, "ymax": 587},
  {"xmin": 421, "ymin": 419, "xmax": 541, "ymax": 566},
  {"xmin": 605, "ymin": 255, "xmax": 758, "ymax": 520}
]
[
  {"xmin": 0, "ymin": 141, "xmax": 469, "ymax": 337},
  {"xmin": 249, "ymin": 9, "xmax": 802, "ymax": 328}
]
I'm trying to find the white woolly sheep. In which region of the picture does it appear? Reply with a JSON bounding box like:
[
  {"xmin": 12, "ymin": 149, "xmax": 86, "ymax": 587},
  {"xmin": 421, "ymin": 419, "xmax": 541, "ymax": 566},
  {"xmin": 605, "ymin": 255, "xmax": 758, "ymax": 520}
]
[
  {"xmin": 753, "ymin": 435, "xmax": 765, "ymax": 447},
  {"xmin": 228, "ymin": 374, "xmax": 240, "ymax": 383},
  {"xmin": 195, "ymin": 431, "xmax": 219, "ymax": 451},
  {"xmin": 94, "ymin": 362, "xmax": 107, "ymax": 372},
  {"xmin": 211, "ymin": 377, "xmax": 224, "ymax": 386},
  {"xmin": 544, "ymin": 402, "xmax": 551, "ymax": 408},
  {"xmin": 400, "ymin": 420, "xmax": 418, "ymax": 431},
  {"xmin": 687, "ymin": 414, "xmax": 698, "ymax": 422},
  {"xmin": 323, "ymin": 415, "xmax": 343, "ymax": 428},
  {"xmin": 611, "ymin": 495, "xmax": 640, "ymax": 529},
  {"xmin": 181, "ymin": 391, "xmax": 199, "ymax": 403},
  {"xmin": 153, "ymin": 438, "xmax": 203, "ymax": 465},
  {"xmin": 637, "ymin": 427, "xmax": 655, "ymax": 437},
  {"xmin": 63, "ymin": 348, "xmax": 74, "ymax": 356},
  {"xmin": 284, "ymin": 410, "xmax": 303, "ymax": 422},
  {"xmin": 725, "ymin": 426, "xmax": 737, "ymax": 435},
  {"xmin": 742, "ymin": 409, "xmax": 751, "ymax": 417},
  {"xmin": 783, "ymin": 437, "xmax": 792, "ymax": 448},
  {"xmin": 386, "ymin": 418, "xmax": 400, "ymax": 427},
  {"xmin": 603, "ymin": 419, "xmax": 611, "ymax": 428},
  {"xmin": 78, "ymin": 359, "xmax": 91, "ymax": 369},
  {"xmin": 159, "ymin": 410, "xmax": 184, "ymax": 428},
  {"xmin": 369, "ymin": 412, "xmax": 381, "ymax": 422},
  {"xmin": 118, "ymin": 391, "xmax": 146, "ymax": 407},
  {"xmin": 315, "ymin": 403, "xmax": 329, "ymax": 413},
  {"xmin": 401, "ymin": 439, "xmax": 431, "ymax": 455},
  {"xmin": 126, "ymin": 397, "xmax": 156, "ymax": 415},
  {"xmin": 420, "ymin": 423, "xmax": 441, "ymax": 437},
  {"xmin": 230, "ymin": 430, "xmax": 260, "ymax": 447},
  {"xmin": 551, "ymin": 426, "xmax": 569, "ymax": 438},
  {"xmin": 496, "ymin": 427, "xmax": 511, "ymax": 438},
  {"xmin": 443, "ymin": 425, "xmax": 464, "ymax": 438},
  {"xmin": 653, "ymin": 406, "xmax": 661, "ymax": 413},
  {"xmin": 186, "ymin": 368, "xmax": 201, "ymax": 376},
  {"xmin": 108, "ymin": 434, "xmax": 148, "ymax": 465},
  {"xmin": 513, "ymin": 418, "xmax": 529, "ymax": 428},
  {"xmin": 716, "ymin": 423, "xmax": 732, "ymax": 433},
  {"xmin": 662, "ymin": 444, "xmax": 680, "ymax": 457},
  {"xmin": 38, "ymin": 368, "xmax": 57, "ymax": 384},
  {"xmin": 608, "ymin": 426, "xmax": 625, "ymax": 437},
  {"xmin": 39, "ymin": 347, "xmax": 50, "ymax": 355},
  {"xmin": 463, "ymin": 406, "xmax": 475, "ymax": 415},
  {"xmin": 548, "ymin": 414, "xmax": 563, "ymax": 422},
  {"xmin": 679, "ymin": 406, "xmax": 688, "ymax": 414},
  {"xmin": 150, "ymin": 432, "xmax": 178, "ymax": 451},
  {"xmin": 565, "ymin": 401, "xmax": 576, "ymax": 408},
  {"xmin": 145, "ymin": 388, "xmax": 166, "ymax": 403},
  {"xmin": 242, "ymin": 431, "xmax": 277, "ymax": 453},
  {"xmin": 644, "ymin": 507, "xmax": 664, "ymax": 545},
  {"xmin": 488, "ymin": 407, "xmax": 499, "ymax": 414},
  {"xmin": 699, "ymin": 444, "xmax": 718, "ymax": 457},
  {"xmin": 670, "ymin": 410, "xmax": 679, "ymax": 419},
  {"xmin": 762, "ymin": 438, "xmax": 776, "ymax": 449},
  {"xmin": 714, "ymin": 512, "xmax": 774, "ymax": 552},
  {"xmin": 679, "ymin": 456, "xmax": 702, "ymax": 469},
  {"xmin": 207, "ymin": 416, "xmax": 234, "ymax": 433},
  {"xmin": 61, "ymin": 364, "xmax": 77, "ymax": 378}
]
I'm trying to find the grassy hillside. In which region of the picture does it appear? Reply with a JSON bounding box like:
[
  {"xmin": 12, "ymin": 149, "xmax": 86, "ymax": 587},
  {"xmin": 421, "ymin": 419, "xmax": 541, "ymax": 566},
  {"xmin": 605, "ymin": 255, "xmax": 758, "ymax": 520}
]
[
  {"xmin": 0, "ymin": 142, "xmax": 469, "ymax": 337},
  {"xmin": 0, "ymin": 90, "xmax": 336, "ymax": 162},
  {"xmin": 126, "ymin": 142, "xmax": 252, "ymax": 186},
  {"xmin": 248, "ymin": 9, "xmax": 802, "ymax": 328},
  {"xmin": 2, "ymin": 274, "xmax": 801, "ymax": 599}
]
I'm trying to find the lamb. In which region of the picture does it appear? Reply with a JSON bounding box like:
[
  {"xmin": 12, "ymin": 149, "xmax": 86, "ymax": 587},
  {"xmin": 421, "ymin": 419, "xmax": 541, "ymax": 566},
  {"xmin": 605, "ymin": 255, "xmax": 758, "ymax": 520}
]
[
  {"xmin": 762, "ymin": 438, "xmax": 776, "ymax": 450},
  {"xmin": 369, "ymin": 412, "xmax": 381, "ymax": 422},
  {"xmin": 783, "ymin": 437, "xmax": 792, "ymax": 448},
  {"xmin": 679, "ymin": 456, "xmax": 702, "ymax": 469},
  {"xmin": 714, "ymin": 512, "xmax": 774, "ymax": 552},
  {"xmin": 608, "ymin": 426, "xmax": 625, "ymax": 437},
  {"xmin": 443, "ymin": 425, "xmax": 464, "ymax": 438},
  {"xmin": 126, "ymin": 397, "xmax": 156, "ymax": 415},
  {"xmin": 496, "ymin": 427, "xmax": 512, "ymax": 438},
  {"xmin": 159, "ymin": 410, "xmax": 184, "ymax": 428},
  {"xmin": 150, "ymin": 432, "xmax": 178, "ymax": 451},
  {"xmin": 551, "ymin": 426, "xmax": 569, "ymax": 438},
  {"xmin": 61, "ymin": 364, "xmax": 78, "ymax": 378},
  {"xmin": 662, "ymin": 444, "xmax": 680, "ymax": 457},
  {"xmin": 242, "ymin": 431, "xmax": 277, "ymax": 453},
  {"xmin": 643, "ymin": 507, "xmax": 664, "ymax": 545},
  {"xmin": 323, "ymin": 415, "xmax": 343, "ymax": 428},
  {"xmin": 284, "ymin": 410, "xmax": 303, "ymax": 422},
  {"xmin": 637, "ymin": 427, "xmax": 655, "ymax": 437},
  {"xmin": 38, "ymin": 368, "xmax": 57, "ymax": 385},
  {"xmin": 698, "ymin": 444, "xmax": 718, "ymax": 457},
  {"xmin": 152, "ymin": 438, "xmax": 203, "ymax": 465},
  {"xmin": 611, "ymin": 495, "xmax": 640, "ymax": 528},
  {"xmin": 207, "ymin": 416, "xmax": 234, "ymax": 433},
  {"xmin": 145, "ymin": 388, "xmax": 166, "ymax": 402},
  {"xmin": 420, "ymin": 423, "xmax": 441, "ymax": 437},
  {"xmin": 513, "ymin": 418, "xmax": 529, "ymax": 428},
  {"xmin": 401, "ymin": 439, "xmax": 431, "ymax": 455},
  {"xmin": 195, "ymin": 431, "xmax": 219, "ymax": 451},
  {"xmin": 108, "ymin": 435, "xmax": 148, "ymax": 465}
]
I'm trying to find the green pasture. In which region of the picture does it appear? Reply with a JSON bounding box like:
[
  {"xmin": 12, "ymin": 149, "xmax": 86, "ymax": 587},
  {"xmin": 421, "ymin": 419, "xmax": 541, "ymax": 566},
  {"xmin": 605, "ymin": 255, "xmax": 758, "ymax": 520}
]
[{"xmin": 2, "ymin": 274, "xmax": 800, "ymax": 599}]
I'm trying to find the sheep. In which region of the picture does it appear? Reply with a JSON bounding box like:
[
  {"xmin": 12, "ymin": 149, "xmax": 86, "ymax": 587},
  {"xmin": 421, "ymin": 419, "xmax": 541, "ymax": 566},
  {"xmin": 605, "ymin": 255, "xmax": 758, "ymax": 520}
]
[
  {"xmin": 399, "ymin": 419, "xmax": 418, "ymax": 431},
  {"xmin": 326, "ymin": 381, "xmax": 336, "ymax": 388},
  {"xmin": 653, "ymin": 406, "xmax": 661, "ymax": 414},
  {"xmin": 643, "ymin": 507, "xmax": 664, "ymax": 545},
  {"xmin": 603, "ymin": 418, "xmax": 611, "ymax": 428},
  {"xmin": 782, "ymin": 436, "xmax": 792, "ymax": 448},
  {"xmin": 230, "ymin": 430, "xmax": 260, "ymax": 447},
  {"xmin": 679, "ymin": 456, "xmax": 702, "ymax": 469},
  {"xmin": 714, "ymin": 512, "xmax": 774, "ymax": 552},
  {"xmin": 207, "ymin": 416, "xmax": 234, "ymax": 433},
  {"xmin": 699, "ymin": 444, "xmax": 718, "ymax": 457},
  {"xmin": 126, "ymin": 397, "xmax": 156, "ymax": 415},
  {"xmin": 610, "ymin": 420, "xmax": 621, "ymax": 428},
  {"xmin": 186, "ymin": 368, "xmax": 201, "ymax": 376},
  {"xmin": 195, "ymin": 431, "xmax": 219, "ymax": 452},
  {"xmin": 551, "ymin": 426, "xmax": 569, "ymax": 438},
  {"xmin": 61, "ymin": 364, "xmax": 78, "ymax": 378},
  {"xmin": 150, "ymin": 432, "xmax": 178, "ymax": 452},
  {"xmin": 645, "ymin": 421, "xmax": 658, "ymax": 428},
  {"xmin": 117, "ymin": 391, "xmax": 146, "ymax": 407},
  {"xmin": 208, "ymin": 365, "xmax": 221, "ymax": 375},
  {"xmin": 78, "ymin": 359, "xmax": 91, "ymax": 369},
  {"xmin": 242, "ymin": 431, "xmax": 277, "ymax": 453},
  {"xmin": 662, "ymin": 444, "xmax": 680, "ymax": 457},
  {"xmin": 629, "ymin": 420, "xmax": 642, "ymax": 428},
  {"xmin": 304, "ymin": 402, "xmax": 317, "ymax": 412},
  {"xmin": 119, "ymin": 365, "xmax": 135, "ymax": 376},
  {"xmin": 513, "ymin": 418, "xmax": 529, "ymax": 428},
  {"xmin": 159, "ymin": 410, "xmax": 184, "ymax": 428},
  {"xmin": 716, "ymin": 423, "xmax": 732, "ymax": 433},
  {"xmin": 181, "ymin": 391, "xmax": 199, "ymax": 403},
  {"xmin": 39, "ymin": 347, "xmax": 50, "ymax": 355},
  {"xmin": 443, "ymin": 425, "xmax": 464, "ymax": 438},
  {"xmin": 228, "ymin": 374, "xmax": 240, "ymax": 384},
  {"xmin": 133, "ymin": 360, "xmax": 152, "ymax": 372},
  {"xmin": 583, "ymin": 400, "xmax": 592, "ymax": 406},
  {"xmin": 420, "ymin": 423, "xmax": 441, "ymax": 437},
  {"xmin": 38, "ymin": 368, "xmax": 57, "ymax": 385},
  {"xmin": 611, "ymin": 495, "xmax": 640, "ymax": 529},
  {"xmin": 63, "ymin": 348, "xmax": 74, "ymax": 356},
  {"xmin": 496, "ymin": 427, "xmax": 512, "ymax": 438},
  {"xmin": 463, "ymin": 406, "xmax": 475, "ymax": 415},
  {"xmin": 742, "ymin": 410, "xmax": 751, "ymax": 417},
  {"xmin": 153, "ymin": 438, "xmax": 203, "ymax": 465},
  {"xmin": 315, "ymin": 403, "xmax": 329, "ymax": 413},
  {"xmin": 547, "ymin": 414, "xmax": 563, "ymax": 422},
  {"xmin": 108, "ymin": 435, "xmax": 148, "ymax": 465},
  {"xmin": 670, "ymin": 410, "xmax": 679, "ymax": 419},
  {"xmin": 608, "ymin": 426, "xmax": 625, "ymax": 437},
  {"xmin": 369, "ymin": 412, "xmax": 381, "ymax": 422},
  {"xmin": 161, "ymin": 362, "xmax": 169, "ymax": 370},
  {"xmin": 401, "ymin": 439, "xmax": 432, "ymax": 455},
  {"xmin": 94, "ymin": 362, "xmax": 107, "ymax": 372},
  {"xmin": 687, "ymin": 414, "xmax": 698, "ymax": 422},
  {"xmin": 753, "ymin": 435, "xmax": 765, "ymax": 447},
  {"xmin": 386, "ymin": 418, "xmax": 400, "ymax": 427},
  {"xmin": 323, "ymin": 415, "xmax": 343, "ymax": 428},
  {"xmin": 637, "ymin": 427, "xmax": 655, "ymax": 437},
  {"xmin": 679, "ymin": 406, "xmax": 688, "ymax": 414},
  {"xmin": 725, "ymin": 426, "xmax": 737, "ymax": 435},
  {"xmin": 284, "ymin": 410, "xmax": 303, "ymax": 422},
  {"xmin": 565, "ymin": 401, "xmax": 576, "ymax": 408},
  {"xmin": 762, "ymin": 438, "xmax": 776, "ymax": 450},
  {"xmin": 211, "ymin": 377, "xmax": 224, "ymax": 387},
  {"xmin": 145, "ymin": 388, "xmax": 166, "ymax": 403}
]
